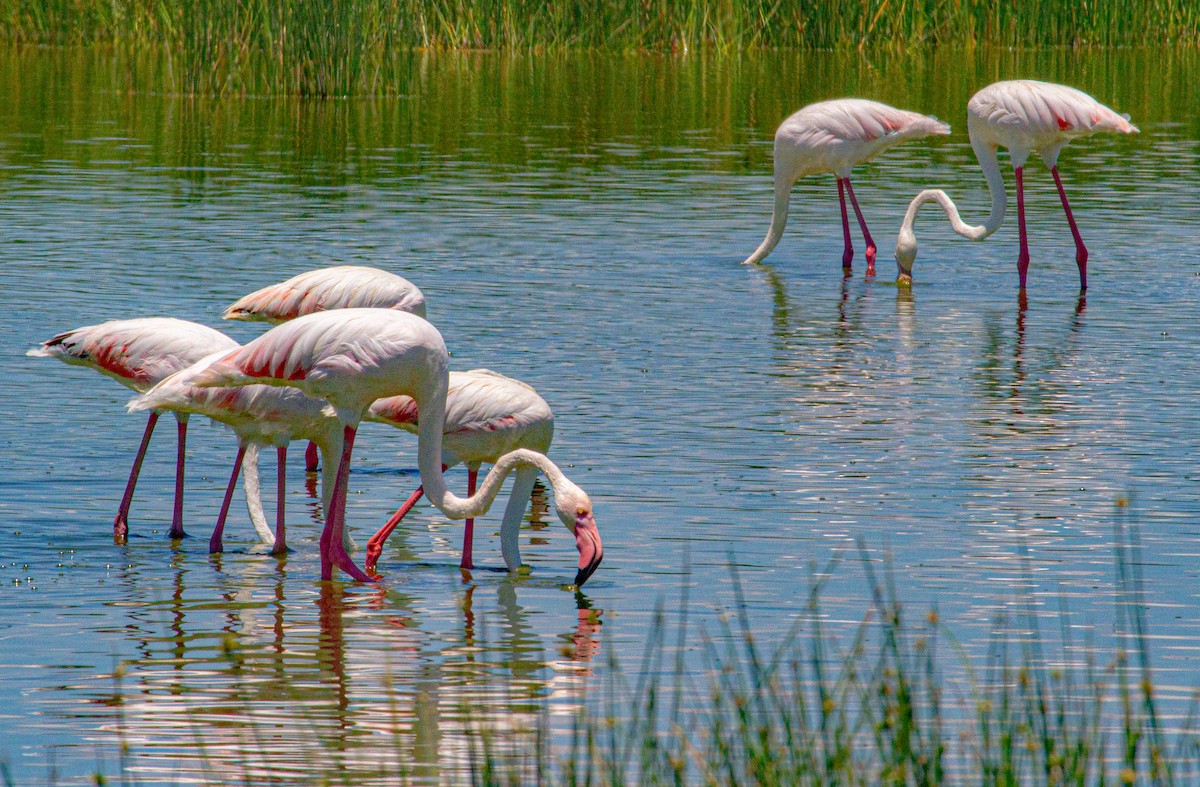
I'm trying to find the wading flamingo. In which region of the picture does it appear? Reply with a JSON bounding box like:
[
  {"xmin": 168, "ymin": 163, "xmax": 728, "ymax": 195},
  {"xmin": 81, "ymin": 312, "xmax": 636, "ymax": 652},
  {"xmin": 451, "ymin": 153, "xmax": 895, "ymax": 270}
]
[
  {"xmin": 363, "ymin": 368, "xmax": 554, "ymax": 575},
  {"xmin": 895, "ymin": 80, "xmax": 1138, "ymax": 290},
  {"xmin": 224, "ymin": 264, "xmax": 428, "ymax": 471},
  {"xmin": 742, "ymin": 98, "xmax": 951, "ymax": 273},
  {"xmin": 193, "ymin": 309, "xmax": 603, "ymax": 586},
  {"xmin": 28, "ymin": 318, "xmax": 238, "ymax": 541},
  {"xmin": 129, "ymin": 350, "xmax": 345, "ymax": 555}
]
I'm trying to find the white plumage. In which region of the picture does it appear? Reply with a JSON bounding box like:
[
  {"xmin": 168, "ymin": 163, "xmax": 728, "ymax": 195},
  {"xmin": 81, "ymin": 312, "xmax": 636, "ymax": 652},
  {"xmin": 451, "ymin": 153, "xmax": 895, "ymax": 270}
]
[
  {"xmin": 743, "ymin": 98, "xmax": 951, "ymax": 269},
  {"xmin": 223, "ymin": 265, "xmax": 427, "ymax": 324}
]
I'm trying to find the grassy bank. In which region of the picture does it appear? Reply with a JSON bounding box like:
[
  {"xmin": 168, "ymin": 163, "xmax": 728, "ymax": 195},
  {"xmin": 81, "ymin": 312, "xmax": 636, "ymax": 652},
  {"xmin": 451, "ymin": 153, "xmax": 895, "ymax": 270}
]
[{"xmin": 0, "ymin": 0, "xmax": 1198, "ymax": 95}]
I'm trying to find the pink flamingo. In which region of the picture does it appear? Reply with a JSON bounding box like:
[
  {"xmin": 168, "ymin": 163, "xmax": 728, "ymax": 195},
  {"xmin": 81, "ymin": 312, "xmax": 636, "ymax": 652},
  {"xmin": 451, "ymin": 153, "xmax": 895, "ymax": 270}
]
[
  {"xmin": 27, "ymin": 318, "xmax": 238, "ymax": 541},
  {"xmin": 224, "ymin": 264, "xmax": 428, "ymax": 471},
  {"xmin": 363, "ymin": 368, "xmax": 554, "ymax": 575},
  {"xmin": 129, "ymin": 350, "xmax": 345, "ymax": 555},
  {"xmin": 193, "ymin": 309, "xmax": 603, "ymax": 586},
  {"xmin": 895, "ymin": 80, "xmax": 1138, "ymax": 290},
  {"xmin": 742, "ymin": 98, "xmax": 950, "ymax": 273}
]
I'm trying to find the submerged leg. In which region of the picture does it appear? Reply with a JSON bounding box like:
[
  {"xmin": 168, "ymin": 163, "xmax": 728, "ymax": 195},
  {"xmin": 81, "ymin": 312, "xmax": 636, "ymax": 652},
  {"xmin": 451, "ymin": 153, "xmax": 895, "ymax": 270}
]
[
  {"xmin": 168, "ymin": 415, "xmax": 189, "ymax": 539},
  {"xmin": 1015, "ymin": 167, "xmax": 1030, "ymax": 289},
  {"xmin": 837, "ymin": 178, "xmax": 854, "ymax": 270},
  {"xmin": 319, "ymin": 425, "xmax": 373, "ymax": 582},
  {"xmin": 210, "ymin": 442, "xmax": 248, "ymax": 553},
  {"xmin": 364, "ymin": 485, "xmax": 426, "ymax": 577},
  {"xmin": 114, "ymin": 411, "xmax": 159, "ymax": 543},
  {"xmin": 460, "ymin": 467, "xmax": 479, "ymax": 570},
  {"xmin": 843, "ymin": 178, "xmax": 877, "ymax": 277},
  {"xmin": 1050, "ymin": 165, "xmax": 1088, "ymax": 291},
  {"xmin": 271, "ymin": 445, "xmax": 288, "ymax": 555},
  {"xmin": 305, "ymin": 440, "xmax": 319, "ymax": 473}
]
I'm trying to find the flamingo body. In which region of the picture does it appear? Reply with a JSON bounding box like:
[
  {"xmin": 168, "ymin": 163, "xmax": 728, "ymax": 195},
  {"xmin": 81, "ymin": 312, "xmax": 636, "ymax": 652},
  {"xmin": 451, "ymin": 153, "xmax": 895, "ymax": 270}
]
[
  {"xmin": 365, "ymin": 368, "xmax": 554, "ymax": 572},
  {"xmin": 223, "ymin": 265, "xmax": 427, "ymax": 324},
  {"xmin": 28, "ymin": 318, "xmax": 238, "ymax": 540},
  {"xmin": 130, "ymin": 351, "xmax": 345, "ymax": 554},
  {"xmin": 895, "ymin": 80, "xmax": 1138, "ymax": 290},
  {"xmin": 743, "ymin": 98, "xmax": 951, "ymax": 270},
  {"xmin": 193, "ymin": 309, "xmax": 601, "ymax": 586}
]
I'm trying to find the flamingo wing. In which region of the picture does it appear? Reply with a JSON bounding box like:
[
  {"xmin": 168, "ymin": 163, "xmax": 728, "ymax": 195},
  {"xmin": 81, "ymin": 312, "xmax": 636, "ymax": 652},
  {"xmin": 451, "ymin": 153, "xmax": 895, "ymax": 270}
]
[{"xmin": 224, "ymin": 266, "xmax": 427, "ymax": 324}]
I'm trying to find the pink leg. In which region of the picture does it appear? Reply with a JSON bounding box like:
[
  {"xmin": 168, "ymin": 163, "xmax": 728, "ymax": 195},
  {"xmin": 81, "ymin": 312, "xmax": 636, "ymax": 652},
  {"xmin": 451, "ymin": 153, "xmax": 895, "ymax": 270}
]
[
  {"xmin": 168, "ymin": 417, "xmax": 188, "ymax": 539},
  {"xmin": 319, "ymin": 425, "xmax": 373, "ymax": 582},
  {"xmin": 843, "ymin": 178, "xmax": 877, "ymax": 277},
  {"xmin": 364, "ymin": 485, "xmax": 426, "ymax": 578},
  {"xmin": 271, "ymin": 445, "xmax": 288, "ymax": 555},
  {"xmin": 114, "ymin": 412, "xmax": 158, "ymax": 543},
  {"xmin": 837, "ymin": 178, "xmax": 854, "ymax": 270},
  {"xmin": 1015, "ymin": 166, "xmax": 1030, "ymax": 289},
  {"xmin": 305, "ymin": 441, "xmax": 319, "ymax": 473},
  {"xmin": 210, "ymin": 443, "xmax": 247, "ymax": 553},
  {"xmin": 460, "ymin": 467, "xmax": 478, "ymax": 570},
  {"xmin": 1051, "ymin": 165, "xmax": 1088, "ymax": 291}
]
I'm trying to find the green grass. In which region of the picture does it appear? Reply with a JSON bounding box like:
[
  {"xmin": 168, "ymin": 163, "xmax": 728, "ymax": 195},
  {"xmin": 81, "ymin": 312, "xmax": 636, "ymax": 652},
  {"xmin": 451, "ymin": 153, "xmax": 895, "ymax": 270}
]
[{"xmin": 0, "ymin": 0, "xmax": 1198, "ymax": 95}]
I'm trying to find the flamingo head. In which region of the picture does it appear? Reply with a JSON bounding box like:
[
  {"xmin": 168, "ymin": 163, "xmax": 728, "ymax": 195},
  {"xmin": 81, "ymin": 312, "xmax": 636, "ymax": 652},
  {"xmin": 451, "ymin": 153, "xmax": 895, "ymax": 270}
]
[
  {"xmin": 895, "ymin": 226, "xmax": 917, "ymax": 285},
  {"xmin": 554, "ymin": 483, "xmax": 603, "ymax": 587}
]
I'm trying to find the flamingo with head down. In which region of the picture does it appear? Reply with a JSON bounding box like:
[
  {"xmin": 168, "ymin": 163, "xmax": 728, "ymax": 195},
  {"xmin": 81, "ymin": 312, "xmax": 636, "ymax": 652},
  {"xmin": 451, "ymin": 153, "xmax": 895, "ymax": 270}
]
[
  {"xmin": 28, "ymin": 318, "xmax": 238, "ymax": 541},
  {"xmin": 743, "ymin": 98, "xmax": 951, "ymax": 274},
  {"xmin": 894, "ymin": 80, "xmax": 1138, "ymax": 290},
  {"xmin": 192, "ymin": 308, "xmax": 603, "ymax": 586},
  {"xmin": 363, "ymin": 368, "xmax": 554, "ymax": 575}
]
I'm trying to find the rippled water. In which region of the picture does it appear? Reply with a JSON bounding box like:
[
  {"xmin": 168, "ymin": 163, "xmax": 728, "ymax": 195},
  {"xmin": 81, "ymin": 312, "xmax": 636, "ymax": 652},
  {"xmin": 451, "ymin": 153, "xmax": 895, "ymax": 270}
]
[{"xmin": 2, "ymin": 46, "xmax": 1199, "ymax": 783}]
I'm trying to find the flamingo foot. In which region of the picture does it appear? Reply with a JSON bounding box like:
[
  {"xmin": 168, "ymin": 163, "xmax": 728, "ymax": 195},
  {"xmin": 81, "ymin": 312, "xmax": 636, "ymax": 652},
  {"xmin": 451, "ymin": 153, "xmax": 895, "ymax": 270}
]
[
  {"xmin": 113, "ymin": 516, "xmax": 129, "ymax": 544},
  {"xmin": 169, "ymin": 523, "xmax": 188, "ymax": 539},
  {"xmin": 209, "ymin": 534, "xmax": 223, "ymax": 553},
  {"xmin": 322, "ymin": 541, "xmax": 375, "ymax": 583},
  {"xmin": 841, "ymin": 248, "xmax": 854, "ymax": 270}
]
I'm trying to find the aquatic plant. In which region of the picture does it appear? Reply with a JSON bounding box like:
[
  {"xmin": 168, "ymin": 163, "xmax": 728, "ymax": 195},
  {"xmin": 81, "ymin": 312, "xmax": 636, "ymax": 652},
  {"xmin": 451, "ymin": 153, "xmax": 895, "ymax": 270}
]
[{"xmin": 1, "ymin": 0, "xmax": 1198, "ymax": 95}]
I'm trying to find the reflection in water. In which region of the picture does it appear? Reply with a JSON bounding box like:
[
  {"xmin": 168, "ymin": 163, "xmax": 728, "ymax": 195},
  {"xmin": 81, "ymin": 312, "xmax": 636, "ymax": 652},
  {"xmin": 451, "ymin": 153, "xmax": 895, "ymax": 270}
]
[{"xmin": 77, "ymin": 550, "xmax": 604, "ymax": 784}]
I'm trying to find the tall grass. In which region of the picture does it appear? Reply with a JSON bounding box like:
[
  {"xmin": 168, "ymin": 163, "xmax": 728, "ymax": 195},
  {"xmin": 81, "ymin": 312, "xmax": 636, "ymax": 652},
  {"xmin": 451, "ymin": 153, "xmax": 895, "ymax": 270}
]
[{"xmin": 0, "ymin": 0, "xmax": 1198, "ymax": 95}]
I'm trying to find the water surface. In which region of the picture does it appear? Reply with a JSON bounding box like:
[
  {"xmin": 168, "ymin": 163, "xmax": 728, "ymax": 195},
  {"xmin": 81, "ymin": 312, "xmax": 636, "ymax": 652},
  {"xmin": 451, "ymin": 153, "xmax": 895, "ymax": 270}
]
[{"xmin": 1, "ymin": 46, "xmax": 1198, "ymax": 783}]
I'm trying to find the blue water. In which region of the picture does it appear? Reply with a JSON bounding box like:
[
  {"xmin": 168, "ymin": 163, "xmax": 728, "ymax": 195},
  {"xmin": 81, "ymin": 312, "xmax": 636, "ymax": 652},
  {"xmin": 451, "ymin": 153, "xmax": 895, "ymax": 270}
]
[{"xmin": 1, "ymin": 47, "xmax": 1198, "ymax": 783}]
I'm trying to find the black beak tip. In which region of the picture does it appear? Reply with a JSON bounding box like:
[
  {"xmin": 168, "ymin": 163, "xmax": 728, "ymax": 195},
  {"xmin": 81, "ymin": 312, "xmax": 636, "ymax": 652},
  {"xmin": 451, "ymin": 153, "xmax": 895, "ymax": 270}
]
[{"xmin": 574, "ymin": 554, "xmax": 603, "ymax": 588}]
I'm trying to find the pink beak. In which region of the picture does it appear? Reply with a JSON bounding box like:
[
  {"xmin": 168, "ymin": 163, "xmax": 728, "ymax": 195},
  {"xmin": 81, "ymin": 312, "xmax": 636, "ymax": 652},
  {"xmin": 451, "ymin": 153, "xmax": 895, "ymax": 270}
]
[{"xmin": 574, "ymin": 519, "xmax": 603, "ymax": 587}]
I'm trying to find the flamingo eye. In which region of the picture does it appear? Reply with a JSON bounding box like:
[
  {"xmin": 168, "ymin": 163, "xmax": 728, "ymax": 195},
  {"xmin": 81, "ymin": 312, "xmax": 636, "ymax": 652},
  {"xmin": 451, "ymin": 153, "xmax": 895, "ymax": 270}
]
[{"xmin": 576, "ymin": 507, "xmax": 588, "ymax": 517}]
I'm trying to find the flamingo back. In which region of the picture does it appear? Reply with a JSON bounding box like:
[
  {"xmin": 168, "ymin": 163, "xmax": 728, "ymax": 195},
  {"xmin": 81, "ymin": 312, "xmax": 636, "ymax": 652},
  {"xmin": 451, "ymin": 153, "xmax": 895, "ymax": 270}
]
[
  {"xmin": 27, "ymin": 317, "xmax": 238, "ymax": 393},
  {"xmin": 223, "ymin": 265, "xmax": 427, "ymax": 324},
  {"xmin": 195, "ymin": 308, "xmax": 449, "ymax": 418},
  {"xmin": 367, "ymin": 368, "xmax": 554, "ymax": 465},
  {"xmin": 775, "ymin": 98, "xmax": 951, "ymax": 179},
  {"xmin": 967, "ymin": 80, "xmax": 1137, "ymax": 165}
]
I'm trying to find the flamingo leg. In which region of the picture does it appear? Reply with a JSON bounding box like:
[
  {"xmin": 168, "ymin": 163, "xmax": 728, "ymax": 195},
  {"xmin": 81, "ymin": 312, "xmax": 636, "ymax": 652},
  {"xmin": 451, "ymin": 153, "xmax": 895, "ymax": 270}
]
[
  {"xmin": 837, "ymin": 178, "xmax": 854, "ymax": 270},
  {"xmin": 364, "ymin": 485, "xmax": 426, "ymax": 577},
  {"xmin": 168, "ymin": 415, "xmax": 188, "ymax": 539},
  {"xmin": 460, "ymin": 467, "xmax": 478, "ymax": 570},
  {"xmin": 842, "ymin": 178, "xmax": 877, "ymax": 277},
  {"xmin": 114, "ymin": 411, "xmax": 159, "ymax": 543},
  {"xmin": 305, "ymin": 440, "xmax": 319, "ymax": 473},
  {"xmin": 210, "ymin": 442, "xmax": 247, "ymax": 553},
  {"xmin": 1050, "ymin": 165, "xmax": 1088, "ymax": 291},
  {"xmin": 271, "ymin": 445, "xmax": 288, "ymax": 555},
  {"xmin": 319, "ymin": 425, "xmax": 373, "ymax": 582},
  {"xmin": 1015, "ymin": 166, "xmax": 1030, "ymax": 289}
]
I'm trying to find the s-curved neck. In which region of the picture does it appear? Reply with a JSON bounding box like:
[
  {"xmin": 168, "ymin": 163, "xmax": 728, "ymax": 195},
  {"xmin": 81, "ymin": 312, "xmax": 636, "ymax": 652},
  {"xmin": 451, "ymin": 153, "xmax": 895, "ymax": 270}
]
[
  {"xmin": 899, "ymin": 135, "xmax": 1007, "ymax": 245},
  {"xmin": 415, "ymin": 373, "xmax": 565, "ymax": 521}
]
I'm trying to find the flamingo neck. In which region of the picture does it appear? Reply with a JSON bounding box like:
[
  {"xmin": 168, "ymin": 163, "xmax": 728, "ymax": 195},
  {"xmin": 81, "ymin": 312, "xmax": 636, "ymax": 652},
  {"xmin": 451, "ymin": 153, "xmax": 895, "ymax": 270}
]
[
  {"xmin": 742, "ymin": 173, "xmax": 793, "ymax": 265},
  {"xmin": 895, "ymin": 132, "xmax": 1007, "ymax": 276}
]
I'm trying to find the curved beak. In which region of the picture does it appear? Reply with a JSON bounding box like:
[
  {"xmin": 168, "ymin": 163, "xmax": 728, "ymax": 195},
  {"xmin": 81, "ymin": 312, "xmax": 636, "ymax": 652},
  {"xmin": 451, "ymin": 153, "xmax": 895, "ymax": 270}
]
[{"xmin": 573, "ymin": 520, "xmax": 604, "ymax": 587}]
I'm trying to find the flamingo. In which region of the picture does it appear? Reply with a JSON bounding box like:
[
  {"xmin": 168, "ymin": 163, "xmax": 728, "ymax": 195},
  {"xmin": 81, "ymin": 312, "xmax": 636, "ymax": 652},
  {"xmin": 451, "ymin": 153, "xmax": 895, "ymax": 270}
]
[
  {"xmin": 224, "ymin": 264, "xmax": 428, "ymax": 472},
  {"xmin": 27, "ymin": 318, "xmax": 239, "ymax": 541},
  {"xmin": 192, "ymin": 308, "xmax": 603, "ymax": 586},
  {"xmin": 363, "ymin": 368, "xmax": 554, "ymax": 575},
  {"xmin": 128, "ymin": 350, "xmax": 346, "ymax": 555},
  {"xmin": 742, "ymin": 98, "xmax": 951, "ymax": 273},
  {"xmin": 894, "ymin": 80, "xmax": 1138, "ymax": 290}
]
